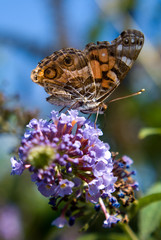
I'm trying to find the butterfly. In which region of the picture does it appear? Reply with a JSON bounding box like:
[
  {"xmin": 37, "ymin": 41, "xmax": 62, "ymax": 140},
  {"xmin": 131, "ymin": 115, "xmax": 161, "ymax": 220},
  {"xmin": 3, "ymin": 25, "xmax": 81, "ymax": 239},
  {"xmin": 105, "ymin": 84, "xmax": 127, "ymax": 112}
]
[{"xmin": 31, "ymin": 29, "xmax": 144, "ymax": 116}]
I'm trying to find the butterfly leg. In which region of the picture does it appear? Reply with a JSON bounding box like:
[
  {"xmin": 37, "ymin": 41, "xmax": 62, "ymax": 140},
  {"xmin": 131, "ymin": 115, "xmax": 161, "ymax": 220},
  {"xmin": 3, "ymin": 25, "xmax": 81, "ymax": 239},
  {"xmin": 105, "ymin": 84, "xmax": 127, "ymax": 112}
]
[
  {"xmin": 59, "ymin": 106, "xmax": 66, "ymax": 113},
  {"xmin": 87, "ymin": 113, "xmax": 92, "ymax": 120},
  {"xmin": 94, "ymin": 109, "xmax": 100, "ymax": 128},
  {"xmin": 64, "ymin": 101, "xmax": 79, "ymax": 114}
]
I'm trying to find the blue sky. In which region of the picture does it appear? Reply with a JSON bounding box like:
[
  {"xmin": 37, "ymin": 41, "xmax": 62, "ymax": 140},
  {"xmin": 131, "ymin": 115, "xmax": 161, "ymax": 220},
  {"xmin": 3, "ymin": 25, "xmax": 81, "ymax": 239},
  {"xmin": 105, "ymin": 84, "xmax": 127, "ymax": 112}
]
[{"xmin": 0, "ymin": 0, "xmax": 100, "ymax": 114}]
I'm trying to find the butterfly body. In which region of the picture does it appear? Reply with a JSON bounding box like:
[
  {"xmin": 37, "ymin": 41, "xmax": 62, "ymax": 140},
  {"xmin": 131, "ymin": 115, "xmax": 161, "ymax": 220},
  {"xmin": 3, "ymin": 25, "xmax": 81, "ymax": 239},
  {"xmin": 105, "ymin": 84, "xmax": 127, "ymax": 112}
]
[{"xmin": 31, "ymin": 29, "xmax": 144, "ymax": 114}]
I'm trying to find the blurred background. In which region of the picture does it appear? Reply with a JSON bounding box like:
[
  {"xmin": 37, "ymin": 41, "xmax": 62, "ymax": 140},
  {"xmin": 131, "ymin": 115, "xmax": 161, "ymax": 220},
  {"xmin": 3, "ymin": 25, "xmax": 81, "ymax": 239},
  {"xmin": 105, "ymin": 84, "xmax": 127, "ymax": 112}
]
[{"xmin": 0, "ymin": 0, "xmax": 161, "ymax": 239}]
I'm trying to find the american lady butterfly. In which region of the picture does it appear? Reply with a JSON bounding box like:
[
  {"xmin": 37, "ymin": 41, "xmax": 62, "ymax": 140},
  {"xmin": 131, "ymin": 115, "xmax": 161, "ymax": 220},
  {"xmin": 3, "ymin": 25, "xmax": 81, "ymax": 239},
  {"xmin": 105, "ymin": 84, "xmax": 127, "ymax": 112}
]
[{"xmin": 31, "ymin": 29, "xmax": 144, "ymax": 115}]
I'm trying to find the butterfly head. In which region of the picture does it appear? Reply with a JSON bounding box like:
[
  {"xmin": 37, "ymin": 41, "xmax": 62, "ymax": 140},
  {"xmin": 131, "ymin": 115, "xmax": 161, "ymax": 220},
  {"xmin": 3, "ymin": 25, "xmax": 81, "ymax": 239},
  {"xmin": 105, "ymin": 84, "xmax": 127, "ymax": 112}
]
[{"xmin": 98, "ymin": 102, "xmax": 108, "ymax": 114}]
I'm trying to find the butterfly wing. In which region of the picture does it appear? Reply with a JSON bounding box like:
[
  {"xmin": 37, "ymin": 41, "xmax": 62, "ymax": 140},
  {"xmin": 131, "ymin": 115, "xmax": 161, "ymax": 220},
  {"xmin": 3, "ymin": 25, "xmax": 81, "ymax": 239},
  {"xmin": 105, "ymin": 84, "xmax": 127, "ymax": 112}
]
[
  {"xmin": 31, "ymin": 29, "xmax": 144, "ymax": 112},
  {"xmin": 31, "ymin": 48, "xmax": 96, "ymax": 107},
  {"xmin": 84, "ymin": 29, "xmax": 144, "ymax": 103}
]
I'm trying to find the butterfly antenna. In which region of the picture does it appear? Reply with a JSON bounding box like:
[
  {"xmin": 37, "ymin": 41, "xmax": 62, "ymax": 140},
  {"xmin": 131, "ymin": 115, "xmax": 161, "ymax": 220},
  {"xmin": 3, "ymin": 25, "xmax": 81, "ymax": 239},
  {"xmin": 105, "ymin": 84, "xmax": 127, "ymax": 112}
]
[{"xmin": 108, "ymin": 89, "xmax": 145, "ymax": 104}]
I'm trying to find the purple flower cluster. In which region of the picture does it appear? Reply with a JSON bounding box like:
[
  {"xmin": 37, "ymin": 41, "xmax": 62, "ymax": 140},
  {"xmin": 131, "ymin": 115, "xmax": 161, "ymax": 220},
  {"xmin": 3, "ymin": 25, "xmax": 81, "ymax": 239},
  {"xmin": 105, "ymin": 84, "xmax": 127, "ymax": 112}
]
[{"xmin": 10, "ymin": 110, "xmax": 138, "ymax": 228}]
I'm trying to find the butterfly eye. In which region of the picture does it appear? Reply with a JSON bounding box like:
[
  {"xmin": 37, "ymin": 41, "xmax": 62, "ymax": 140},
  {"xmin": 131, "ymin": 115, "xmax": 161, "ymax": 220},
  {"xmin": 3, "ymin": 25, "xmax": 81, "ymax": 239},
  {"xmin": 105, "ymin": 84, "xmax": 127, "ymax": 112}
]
[
  {"xmin": 63, "ymin": 55, "xmax": 73, "ymax": 66},
  {"xmin": 44, "ymin": 68, "xmax": 57, "ymax": 79}
]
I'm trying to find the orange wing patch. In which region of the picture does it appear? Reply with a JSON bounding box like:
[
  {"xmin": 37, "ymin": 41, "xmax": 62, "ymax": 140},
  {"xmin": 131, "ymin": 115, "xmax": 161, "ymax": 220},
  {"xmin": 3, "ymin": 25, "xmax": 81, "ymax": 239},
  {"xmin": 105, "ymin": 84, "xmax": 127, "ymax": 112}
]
[
  {"xmin": 90, "ymin": 60, "xmax": 102, "ymax": 79},
  {"xmin": 107, "ymin": 71, "xmax": 117, "ymax": 82},
  {"xmin": 100, "ymin": 64, "xmax": 109, "ymax": 72},
  {"xmin": 108, "ymin": 56, "xmax": 115, "ymax": 70},
  {"xmin": 101, "ymin": 79, "xmax": 114, "ymax": 88},
  {"xmin": 98, "ymin": 48, "xmax": 109, "ymax": 63}
]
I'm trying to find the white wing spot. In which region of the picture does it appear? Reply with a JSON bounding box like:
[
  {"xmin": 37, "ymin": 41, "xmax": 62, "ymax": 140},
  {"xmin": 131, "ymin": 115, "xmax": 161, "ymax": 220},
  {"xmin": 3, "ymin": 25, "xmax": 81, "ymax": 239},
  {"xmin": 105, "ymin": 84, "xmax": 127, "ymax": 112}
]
[
  {"xmin": 136, "ymin": 44, "xmax": 142, "ymax": 50},
  {"xmin": 122, "ymin": 56, "xmax": 127, "ymax": 63},
  {"xmin": 131, "ymin": 38, "xmax": 135, "ymax": 44},
  {"xmin": 126, "ymin": 58, "xmax": 132, "ymax": 67},
  {"xmin": 117, "ymin": 44, "xmax": 122, "ymax": 51},
  {"xmin": 121, "ymin": 56, "xmax": 132, "ymax": 67}
]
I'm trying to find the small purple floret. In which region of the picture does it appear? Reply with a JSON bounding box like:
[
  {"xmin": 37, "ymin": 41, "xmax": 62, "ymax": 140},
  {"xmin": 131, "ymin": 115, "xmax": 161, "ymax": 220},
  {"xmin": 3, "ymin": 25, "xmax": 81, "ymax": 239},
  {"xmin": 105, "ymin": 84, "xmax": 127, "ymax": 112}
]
[
  {"xmin": 122, "ymin": 155, "xmax": 133, "ymax": 168},
  {"xmin": 10, "ymin": 157, "xmax": 25, "ymax": 175},
  {"xmin": 51, "ymin": 216, "xmax": 67, "ymax": 228},
  {"xmin": 103, "ymin": 215, "xmax": 120, "ymax": 228}
]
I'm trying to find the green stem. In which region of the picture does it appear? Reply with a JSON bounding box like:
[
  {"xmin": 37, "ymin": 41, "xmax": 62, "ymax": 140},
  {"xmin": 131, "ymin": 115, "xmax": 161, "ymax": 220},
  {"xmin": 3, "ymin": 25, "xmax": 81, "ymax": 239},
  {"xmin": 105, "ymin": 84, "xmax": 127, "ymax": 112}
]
[{"xmin": 120, "ymin": 223, "xmax": 139, "ymax": 240}]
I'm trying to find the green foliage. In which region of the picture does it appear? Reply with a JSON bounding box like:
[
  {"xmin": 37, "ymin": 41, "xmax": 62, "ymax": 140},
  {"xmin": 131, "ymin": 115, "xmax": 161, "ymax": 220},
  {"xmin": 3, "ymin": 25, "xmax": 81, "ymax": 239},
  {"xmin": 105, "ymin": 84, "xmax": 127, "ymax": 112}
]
[
  {"xmin": 78, "ymin": 233, "xmax": 130, "ymax": 240},
  {"xmin": 0, "ymin": 92, "xmax": 39, "ymax": 136},
  {"xmin": 139, "ymin": 128, "xmax": 161, "ymax": 139},
  {"xmin": 139, "ymin": 183, "xmax": 161, "ymax": 240}
]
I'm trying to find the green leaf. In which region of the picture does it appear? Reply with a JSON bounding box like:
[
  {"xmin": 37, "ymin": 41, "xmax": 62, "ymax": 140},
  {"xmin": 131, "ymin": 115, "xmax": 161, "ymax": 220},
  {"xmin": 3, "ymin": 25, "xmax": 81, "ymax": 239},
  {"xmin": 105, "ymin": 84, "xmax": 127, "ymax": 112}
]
[
  {"xmin": 129, "ymin": 193, "xmax": 161, "ymax": 218},
  {"xmin": 104, "ymin": 233, "xmax": 131, "ymax": 240},
  {"xmin": 119, "ymin": 223, "xmax": 139, "ymax": 240},
  {"xmin": 138, "ymin": 127, "xmax": 161, "ymax": 139},
  {"xmin": 77, "ymin": 233, "xmax": 130, "ymax": 240},
  {"xmin": 77, "ymin": 233, "xmax": 97, "ymax": 240},
  {"xmin": 138, "ymin": 183, "xmax": 161, "ymax": 240}
]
